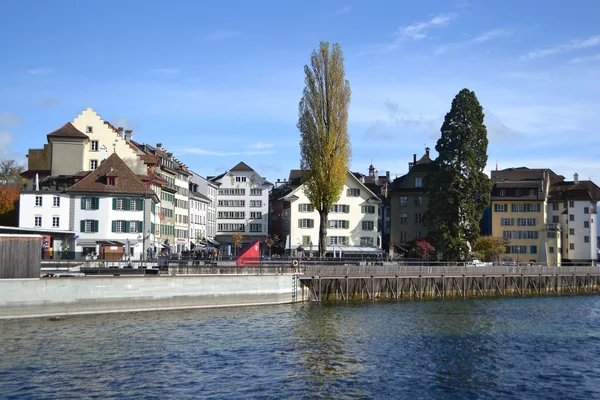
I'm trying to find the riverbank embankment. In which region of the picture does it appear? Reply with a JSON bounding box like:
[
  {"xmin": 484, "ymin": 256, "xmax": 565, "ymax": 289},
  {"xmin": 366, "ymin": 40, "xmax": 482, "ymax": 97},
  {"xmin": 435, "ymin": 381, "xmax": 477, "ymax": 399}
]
[{"xmin": 0, "ymin": 274, "xmax": 307, "ymax": 319}]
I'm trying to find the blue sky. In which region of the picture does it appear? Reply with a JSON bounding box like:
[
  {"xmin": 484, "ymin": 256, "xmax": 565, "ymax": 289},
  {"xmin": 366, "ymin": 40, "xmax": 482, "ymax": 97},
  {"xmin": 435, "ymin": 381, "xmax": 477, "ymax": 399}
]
[{"xmin": 1, "ymin": 0, "xmax": 599, "ymax": 186}]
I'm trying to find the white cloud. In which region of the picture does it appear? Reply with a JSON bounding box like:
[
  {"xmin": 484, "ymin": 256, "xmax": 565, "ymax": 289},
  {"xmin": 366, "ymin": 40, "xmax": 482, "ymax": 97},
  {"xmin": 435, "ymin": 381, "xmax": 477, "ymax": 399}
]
[
  {"xmin": 0, "ymin": 112, "xmax": 20, "ymax": 127},
  {"xmin": 398, "ymin": 13, "xmax": 456, "ymax": 41},
  {"xmin": 524, "ymin": 35, "xmax": 600, "ymax": 59},
  {"xmin": 203, "ymin": 30, "xmax": 240, "ymax": 42},
  {"xmin": 151, "ymin": 68, "xmax": 180, "ymax": 76},
  {"xmin": 0, "ymin": 131, "xmax": 15, "ymax": 160},
  {"xmin": 435, "ymin": 28, "xmax": 512, "ymax": 54},
  {"xmin": 250, "ymin": 141, "xmax": 275, "ymax": 149},
  {"xmin": 570, "ymin": 54, "xmax": 600, "ymax": 63},
  {"xmin": 374, "ymin": 13, "xmax": 456, "ymax": 53},
  {"xmin": 28, "ymin": 67, "xmax": 54, "ymax": 75},
  {"xmin": 335, "ymin": 5, "xmax": 352, "ymax": 14}
]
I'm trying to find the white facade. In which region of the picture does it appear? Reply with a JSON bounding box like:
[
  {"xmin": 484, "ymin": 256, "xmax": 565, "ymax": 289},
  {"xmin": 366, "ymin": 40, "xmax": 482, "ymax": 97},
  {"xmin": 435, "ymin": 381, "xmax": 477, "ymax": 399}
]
[
  {"xmin": 563, "ymin": 200, "xmax": 598, "ymax": 261},
  {"xmin": 174, "ymin": 172, "xmax": 190, "ymax": 252},
  {"xmin": 213, "ymin": 166, "xmax": 272, "ymax": 243},
  {"xmin": 189, "ymin": 196, "xmax": 209, "ymax": 243},
  {"xmin": 283, "ymin": 172, "xmax": 382, "ymax": 253},
  {"xmin": 73, "ymin": 195, "xmax": 151, "ymax": 258},
  {"xmin": 19, "ymin": 192, "xmax": 70, "ymax": 231}
]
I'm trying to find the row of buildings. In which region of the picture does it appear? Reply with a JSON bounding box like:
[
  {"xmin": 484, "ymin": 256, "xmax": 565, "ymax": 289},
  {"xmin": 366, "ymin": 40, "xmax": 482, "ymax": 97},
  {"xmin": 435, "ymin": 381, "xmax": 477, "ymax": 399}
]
[
  {"xmin": 387, "ymin": 150, "xmax": 600, "ymax": 264},
  {"xmin": 14, "ymin": 108, "xmax": 600, "ymax": 264}
]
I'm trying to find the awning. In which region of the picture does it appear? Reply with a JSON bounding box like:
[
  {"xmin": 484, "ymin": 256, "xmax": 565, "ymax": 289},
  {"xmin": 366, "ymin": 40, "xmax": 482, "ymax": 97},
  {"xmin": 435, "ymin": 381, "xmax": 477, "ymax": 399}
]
[
  {"xmin": 161, "ymin": 243, "xmax": 171, "ymax": 248},
  {"xmin": 199, "ymin": 240, "xmax": 209, "ymax": 246},
  {"xmin": 207, "ymin": 238, "xmax": 220, "ymax": 246},
  {"xmin": 96, "ymin": 240, "xmax": 124, "ymax": 246}
]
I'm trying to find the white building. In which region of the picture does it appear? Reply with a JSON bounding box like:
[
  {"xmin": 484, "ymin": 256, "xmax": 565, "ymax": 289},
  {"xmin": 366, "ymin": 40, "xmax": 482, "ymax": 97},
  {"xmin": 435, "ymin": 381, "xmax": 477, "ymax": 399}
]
[
  {"xmin": 548, "ymin": 173, "xmax": 599, "ymax": 263},
  {"xmin": 209, "ymin": 162, "xmax": 272, "ymax": 250},
  {"xmin": 195, "ymin": 173, "xmax": 219, "ymax": 242},
  {"xmin": 280, "ymin": 171, "xmax": 382, "ymax": 256},
  {"xmin": 189, "ymin": 171, "xmax": 212, "ymax": 246},
  {"xmin": 65, "ymin": 153, "xmax": 158, "ymax": 259}
]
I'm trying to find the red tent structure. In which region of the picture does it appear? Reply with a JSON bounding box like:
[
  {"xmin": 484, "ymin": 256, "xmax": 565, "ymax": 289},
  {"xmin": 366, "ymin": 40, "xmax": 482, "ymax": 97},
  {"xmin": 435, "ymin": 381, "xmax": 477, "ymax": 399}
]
[{"xmin": 236, "ymin": 241, "xmax": 261, "ymax": 266}]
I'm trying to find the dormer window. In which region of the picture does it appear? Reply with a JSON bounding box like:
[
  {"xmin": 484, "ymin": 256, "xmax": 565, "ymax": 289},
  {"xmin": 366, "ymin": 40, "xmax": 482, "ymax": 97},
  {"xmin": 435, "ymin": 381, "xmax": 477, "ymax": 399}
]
[
  {"xmin": 107, "ymin": 177, "xmax": 116, "ymax": 186},
  {"xmin": 499, "ymin": 190, "xmax": 505, "ymax": 196},
  {"xmin": 515, "ymin": 189, "xmax": 521, "ymax": 196}
]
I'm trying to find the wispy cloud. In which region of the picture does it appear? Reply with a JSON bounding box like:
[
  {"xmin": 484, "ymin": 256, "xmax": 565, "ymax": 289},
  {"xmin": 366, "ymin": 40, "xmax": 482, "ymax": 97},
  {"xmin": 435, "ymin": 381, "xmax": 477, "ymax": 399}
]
[
  {"xmin": 250, "ymin": 141, "xmax": 275, "ymax": 149},
  {"xmin": 202, "ymin": 30, "xmax": 240, "ymax": 42},
  {"xmin": 524, "ymin": 34, "xmax": 600, "ymax": 59},
  {"xmin": 570, "ymin": 54, "xmax": 600, "ymax": 63},
  {"xmin": 374, "ymin": 13, "xmax": 457, "ymax": 53},
  {"xmin": 398, "ymin": 13, "xmax": 456, "ymax": 41},
  {"xmin": 151, "ymin": 68, "xmax": 180, "ymax": 76},
  {"xmin": 28, "ymin": 67, "xmax": 54, "ymax": 75},
  {"xmin": 435, "ymin": 28, "xmax": 512, "ymax": 54},
  {"xmin": 40, "ymin": 97, "xmax": 58, "ymax": 108},
  {"xmin": 0, "ymin": 112, "xmax": 20, "ymax": 127},
  {"xmin": 177, "ymin": 147, "xmax": 275, "ymax": 156},
  {"xmin": 335, "ymin": 5, "xmax": 352, "ymax": 14}
]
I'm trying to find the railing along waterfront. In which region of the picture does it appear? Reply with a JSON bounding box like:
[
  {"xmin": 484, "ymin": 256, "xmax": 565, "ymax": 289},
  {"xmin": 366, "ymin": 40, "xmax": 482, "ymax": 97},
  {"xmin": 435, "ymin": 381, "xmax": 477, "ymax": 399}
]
[{"xmin": 297, "ymin": 263, "xmax": 600, "ymax": 302}]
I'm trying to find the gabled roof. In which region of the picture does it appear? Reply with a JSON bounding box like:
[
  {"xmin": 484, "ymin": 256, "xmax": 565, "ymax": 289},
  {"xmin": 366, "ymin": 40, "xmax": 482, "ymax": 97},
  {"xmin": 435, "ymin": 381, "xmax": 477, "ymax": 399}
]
[
  {"xmin": 47, "ymin": 123, "xmax": 89, "ymax": 140},
  {"xmin": 282, "ymin": 171, "xmax": 381, "ymax": 203},
  {"xmin": 230, "ymin": 161, "xmax": 255, "ymax": 172},
  {"xmin": 66, "ymin": 153, "xmax": 154, "ymax": 196}
]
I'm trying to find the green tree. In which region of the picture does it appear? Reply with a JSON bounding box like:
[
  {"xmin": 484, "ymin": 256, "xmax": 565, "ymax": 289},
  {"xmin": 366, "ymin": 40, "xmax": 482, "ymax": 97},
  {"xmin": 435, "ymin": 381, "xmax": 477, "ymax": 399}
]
[
  {"xmin": 473, "ymin": 236, "xmax": 508, "ymax": 263},
  {"xmin": 298, "ymin": 41, "xmax": 352, "ymax": 258},
  {"xmin": 424, "ymin": 88, "xmax": 491, "ymax": 261},
  {"xmin": 0, "ymin": 160, "xmax": 24, "ymax": 187}
]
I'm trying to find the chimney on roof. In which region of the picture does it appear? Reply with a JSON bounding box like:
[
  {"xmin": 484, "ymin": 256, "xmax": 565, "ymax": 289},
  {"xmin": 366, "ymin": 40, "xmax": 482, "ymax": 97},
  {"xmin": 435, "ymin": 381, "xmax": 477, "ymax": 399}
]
[
  {"xmin": 574, "ymin": 173, "xmax": 579, "ymax": 184},
  {"xmin": 409, "ymin": 153, "xmax": 417, "ymax": 171},
  {"xmin": 426, "ymin": 147, "xmax": 430, "ymax": 157},
  {"xmin": 374, "ymin": 170, "xmax": 379, "ymax": 186},
  {"xmin": 156, "ymin": 143, "xmax": 162, "ymax": 150},
  {"xmin": 125, "ymin": 129, "xmax": 133, "ymax": 142},
  {"xmin": 386, "ymin": 171, "xmax": 390, "ymax": 183}
]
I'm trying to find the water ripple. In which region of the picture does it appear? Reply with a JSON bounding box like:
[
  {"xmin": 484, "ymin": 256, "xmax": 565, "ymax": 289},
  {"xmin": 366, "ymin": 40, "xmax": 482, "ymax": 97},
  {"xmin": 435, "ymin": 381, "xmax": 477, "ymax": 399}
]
[{"xmin": 2, "ymin": 297, "xmax": 600, "ymax": 398}]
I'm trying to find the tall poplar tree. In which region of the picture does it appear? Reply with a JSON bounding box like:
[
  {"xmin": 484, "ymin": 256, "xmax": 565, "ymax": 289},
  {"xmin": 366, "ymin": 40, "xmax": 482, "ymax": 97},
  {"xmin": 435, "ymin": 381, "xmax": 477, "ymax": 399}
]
[
  {"xmin": 424, "ymin": 89, "xmax": 491, "ymax": 261},
  {"xmin": 298, "ymin": 42, "xmax": 351, "ymax": 258}
]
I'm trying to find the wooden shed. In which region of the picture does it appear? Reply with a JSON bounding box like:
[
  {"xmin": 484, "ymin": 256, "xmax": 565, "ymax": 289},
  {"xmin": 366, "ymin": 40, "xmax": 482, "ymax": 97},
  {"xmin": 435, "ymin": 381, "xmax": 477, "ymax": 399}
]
[{"xmin": 0, "ymin": 234, "xmax": 42, "ymax": 278}]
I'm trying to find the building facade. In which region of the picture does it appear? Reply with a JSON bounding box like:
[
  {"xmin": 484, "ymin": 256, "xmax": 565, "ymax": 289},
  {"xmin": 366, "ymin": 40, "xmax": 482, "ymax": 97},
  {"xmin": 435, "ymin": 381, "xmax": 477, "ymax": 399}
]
[
  {"xmin": 276, "ymin": 171, "xmax": 382, "ymax": 257},
  {"xmin": 209, "ymin": 162, "xmax": 272, "ymax": 251},
  {"xmin": 389, "ymin": 150, "xmax": 435, "ymax": 258}
]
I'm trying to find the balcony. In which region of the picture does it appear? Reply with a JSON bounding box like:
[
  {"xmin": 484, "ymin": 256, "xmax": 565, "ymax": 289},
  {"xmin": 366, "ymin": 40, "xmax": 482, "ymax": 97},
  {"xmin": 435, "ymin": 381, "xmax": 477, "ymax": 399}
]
[
  {"xmin": 162, "ymin": 182, "xmax": 178, "ymax": 193},
  {"xmin": 544, "ymin": 223, "xmax": 561, "ymax": 231}
]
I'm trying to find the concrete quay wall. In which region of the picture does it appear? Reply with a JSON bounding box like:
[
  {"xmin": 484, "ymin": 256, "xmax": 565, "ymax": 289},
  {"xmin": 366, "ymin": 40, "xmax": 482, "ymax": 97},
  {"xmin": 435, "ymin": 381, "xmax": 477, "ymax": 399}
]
[{"xmin": 0, "ymin": 274, "xmax": 304, "ymax": 319}]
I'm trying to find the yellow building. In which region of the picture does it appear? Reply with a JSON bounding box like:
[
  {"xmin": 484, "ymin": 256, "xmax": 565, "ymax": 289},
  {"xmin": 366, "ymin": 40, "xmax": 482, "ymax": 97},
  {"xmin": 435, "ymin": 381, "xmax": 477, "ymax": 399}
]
[{"xmin": 490, "ymin": 168, "xmax": 563, "ymax": 265}]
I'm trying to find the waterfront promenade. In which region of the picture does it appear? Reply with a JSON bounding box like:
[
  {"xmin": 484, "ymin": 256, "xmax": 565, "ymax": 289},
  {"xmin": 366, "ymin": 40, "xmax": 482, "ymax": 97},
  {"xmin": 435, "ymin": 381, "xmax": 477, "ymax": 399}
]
[{"xmin": 1, "ymin": 260, "xmax": 599, "ymax": 319}]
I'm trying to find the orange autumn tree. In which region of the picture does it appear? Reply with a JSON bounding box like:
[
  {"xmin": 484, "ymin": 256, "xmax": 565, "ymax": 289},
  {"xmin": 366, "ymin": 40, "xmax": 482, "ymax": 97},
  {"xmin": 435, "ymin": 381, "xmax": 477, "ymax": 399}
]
[{"xmin": 0, "ymin": 185, "xmax": 19, "ymax": 226}]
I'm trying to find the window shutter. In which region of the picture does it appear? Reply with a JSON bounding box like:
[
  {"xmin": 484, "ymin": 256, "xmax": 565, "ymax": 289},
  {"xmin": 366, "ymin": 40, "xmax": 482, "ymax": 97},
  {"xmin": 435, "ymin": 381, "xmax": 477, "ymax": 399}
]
[
  {"xmin": 81, "ymin": 198, "xmax": 86, "ymax": 209},
  {"xmin": 125, "ymin": 221, "xmax": 131, "ymax": 232},
  {"xmin": 298, "ymin": 219, "xmax": 302, "ymax": 228},
  {"xmin": 80, "ymin": 220, "xmax": 85, "ymax": 232},
  {"xmin": 93, "ymin": 220, "xmax": 99, "ymax": 232},
  {"xmin": 139, "ymin": 199, "xmax": 144, "ymax": 210},
  {"xmin": 138, "ymin": 221, "xmax": 143, "ymax": 232},
  {"xmin": 500, "ymin": 219, "xmax": 504, "ymax": 226},
  {"xmin": 511, "ymin": 218, "xmax": 514, "ymax": 226},
  {"xmin": 125, "ymin": 199, "xmax": 131, "ymax": 211},
  {"xmin": 494, "ymin": 204, "xmax": 498, "ymax": 212},
  {"xmin": 511, "ymin": 204, "xmax": 515, "ymax": 212},
  {"xmin": 112, "ymin": 198, "xmax": 117, "ymax": 210},
  {"xmin": 112, "ymin": 221, "xmax": 117, "ymax": 233},
  {"xmin": 537, "ymin": 204, "xmax": 541, "ymax": 212},
  {"xmin": 533, "ymin": 218, "xmax": 536, "ymax": 226},
  {"xmin": 298, "ymin": 204, "xmax": 302, "ymax": 212},
  {"xmin": 534, "ymin": 231, "xmax": 539, "ymax": 239},
  {"xmin": 346, "ymin": 189, "xmax": 350, "ymax": 197},
  {"xmin": 310, "ymin": 219, "xmax": 314, "ymax": 228}
]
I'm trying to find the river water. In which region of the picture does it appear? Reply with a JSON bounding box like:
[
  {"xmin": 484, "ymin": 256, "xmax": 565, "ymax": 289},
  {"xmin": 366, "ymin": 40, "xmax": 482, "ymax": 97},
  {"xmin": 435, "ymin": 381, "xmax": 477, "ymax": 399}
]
[{"xmin": 2, "ymin": 295, "xmax": 600, "ymax": 399}]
